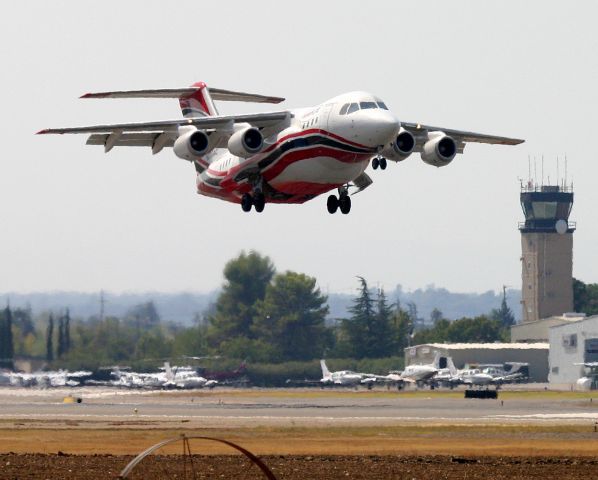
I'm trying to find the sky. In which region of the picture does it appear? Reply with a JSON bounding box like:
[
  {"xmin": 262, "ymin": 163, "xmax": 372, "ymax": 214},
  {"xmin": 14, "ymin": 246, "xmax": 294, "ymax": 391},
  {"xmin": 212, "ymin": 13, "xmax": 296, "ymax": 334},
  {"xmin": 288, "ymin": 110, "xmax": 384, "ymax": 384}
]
[{"xmin": 1, "ymin": 1, "xmax": 597, "ymax": 296}]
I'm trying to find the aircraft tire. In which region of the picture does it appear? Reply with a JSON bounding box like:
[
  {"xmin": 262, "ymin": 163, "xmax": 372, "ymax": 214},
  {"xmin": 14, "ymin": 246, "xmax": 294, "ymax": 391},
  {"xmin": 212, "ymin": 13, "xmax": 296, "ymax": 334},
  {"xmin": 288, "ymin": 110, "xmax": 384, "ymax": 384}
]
[
  {"xmin": 372, "ymin": 157, "xmax": 379, "ymax": 170},
  {"xmin": 339, "ymin": 194, "xmax": 351, "ymax": 214},
  {"xmin": 379, "ymin": 157, "xmax": 387, "ymax": 170},
  {"xmin": 327, "ymin": 195, "xmax": 339, "ymax": 214},
  {"xmin": 254, "ymin": 192, "xmax": 265, "ymax": 212},
  {"xmin": 241, "ymin": 193, "xmax": 253, "ymax": 212}
]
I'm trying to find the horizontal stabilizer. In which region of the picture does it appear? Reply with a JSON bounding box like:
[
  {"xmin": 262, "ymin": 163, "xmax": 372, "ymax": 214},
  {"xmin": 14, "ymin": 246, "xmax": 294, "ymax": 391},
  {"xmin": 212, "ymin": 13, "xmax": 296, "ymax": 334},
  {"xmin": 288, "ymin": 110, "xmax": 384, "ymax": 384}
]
[{"xmin": 81, "ymin": 87, "xmax": 285, "ymax": 104}]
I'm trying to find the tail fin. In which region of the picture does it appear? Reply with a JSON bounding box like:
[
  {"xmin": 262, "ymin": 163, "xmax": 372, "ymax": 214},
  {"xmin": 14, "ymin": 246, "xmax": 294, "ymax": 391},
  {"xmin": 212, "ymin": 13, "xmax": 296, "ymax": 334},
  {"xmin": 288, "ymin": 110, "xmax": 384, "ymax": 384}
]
[
  {"xmin": 320, "ymin": 360, "xmax": 331, "ymax": 379},
  {"xmin": 80, "ymin": 81, "xmax": 284, "ymax": 120},
  {"xmin": 179, "ymin": 82, "xmax": 218, "ymax": 118},
  {"xmin": 163, "ymin": 362, "xmax": 174, "ymax": 381},
  {"xmin": 447, "ymin": 356, "xmax": 458, "ymax": 376}
]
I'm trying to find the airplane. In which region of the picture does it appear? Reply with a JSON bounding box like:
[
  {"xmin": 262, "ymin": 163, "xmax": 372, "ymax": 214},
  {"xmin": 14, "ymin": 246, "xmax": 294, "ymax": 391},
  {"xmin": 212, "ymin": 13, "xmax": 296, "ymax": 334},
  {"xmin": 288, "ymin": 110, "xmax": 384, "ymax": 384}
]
[
  {"xmin": 574, "ymin": 362, "xmax": 598, "ymax": 391},
  {"xmin": 162, "ymin": 362, "xmax": 218, "ymax": 389},
  {"xmin": 441, "ymin": 360, "xmax": 524, "ymax": 388},
  {"xmin": 320, "ymin": 360, "xmax": 377, "ymax": 387},
  {"xmin": 37, "ymin": 81, "xmax": 523, "ymax": 214},
  {"xmin": 399, "ymin": 352, "xmax": 442, "ymax": 387}
]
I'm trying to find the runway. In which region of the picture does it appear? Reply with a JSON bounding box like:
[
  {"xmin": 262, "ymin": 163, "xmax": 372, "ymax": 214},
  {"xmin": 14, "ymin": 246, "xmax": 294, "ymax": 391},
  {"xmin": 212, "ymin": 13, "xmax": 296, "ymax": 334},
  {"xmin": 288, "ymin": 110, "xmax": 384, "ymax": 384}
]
[{"xmin": 1, "ymin": 387, "xmax": 597, "ymax": 428}]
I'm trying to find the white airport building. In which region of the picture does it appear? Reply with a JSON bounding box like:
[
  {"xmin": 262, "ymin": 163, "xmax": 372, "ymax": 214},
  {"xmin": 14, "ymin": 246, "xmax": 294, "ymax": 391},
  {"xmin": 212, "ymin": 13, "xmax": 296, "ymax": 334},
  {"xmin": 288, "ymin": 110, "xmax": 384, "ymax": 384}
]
[{"xmin": 548, "ymin": 315, "xmax": 598, "ymax": 386}]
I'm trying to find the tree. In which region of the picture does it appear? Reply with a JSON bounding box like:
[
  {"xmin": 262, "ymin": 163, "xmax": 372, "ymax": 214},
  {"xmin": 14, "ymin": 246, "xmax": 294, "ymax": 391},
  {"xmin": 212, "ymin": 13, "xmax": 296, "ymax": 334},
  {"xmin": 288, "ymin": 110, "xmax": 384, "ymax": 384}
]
[
  {"xmin": 126, "ymin": 301, "xmax": 160, "ymax": 329},
  {"xmin": 430, "ymin": 308, "xmax": 443, "ymax": 326},
  {"xmin": 371, "ymin": 289, "xmax": 396, "ymax": 357},
  {"xmin": 57, "ymin": 316, "xmax": 65, "ymax": 359},
  {"xmin": 573, "ymin": 278, "xmax": 598, "ymax": 316},
  {"xmin": 0, "ymin": 306, "xmax": 14, "ymax": 369},
  {"xmin": 392, "ymin": 304, "xmax": 412, "ymax": 351},
  {"xmin": 46, "ymin": 314, "xmax": 54, "ymax": 362},
  {"xmin": 208, "ymin": 251, "xmax": 275, "ymax": 343},
  {"xmin": 341, "ymin": 277, "xmax": 378, "ymax": 359},
  {"xmin": 253, "ymin": 271, "xmax": 330, "ymax": 361},
  {"xmin": 64, "ymin": 309, "xmax": 71, "ymax": 352},
  {"xmin": 491, "ymin": 286, "xmax": 515, "ymax": 328}
]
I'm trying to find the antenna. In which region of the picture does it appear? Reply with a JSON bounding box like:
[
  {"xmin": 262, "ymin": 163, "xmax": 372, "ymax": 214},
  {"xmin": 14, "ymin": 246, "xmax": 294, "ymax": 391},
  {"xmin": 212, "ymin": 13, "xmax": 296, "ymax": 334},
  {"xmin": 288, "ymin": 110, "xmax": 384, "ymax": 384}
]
[
  {"xmin": 541, "ymin": 155, "xmax": 544, "ymax": 186},
  {"xmin": 534, "ymin": 157, "xmax": 537, "ymax": 187},
  {"xmin": 557, "ymin": 156, "xmax": 560, "ymax": 188},
  {"xmin": 528, "ymin": 155, "xmax": 531, "ymax": 182},
  {"xmin": 565, "ymin": 155, "xmax": 568, "ymax": 189}
]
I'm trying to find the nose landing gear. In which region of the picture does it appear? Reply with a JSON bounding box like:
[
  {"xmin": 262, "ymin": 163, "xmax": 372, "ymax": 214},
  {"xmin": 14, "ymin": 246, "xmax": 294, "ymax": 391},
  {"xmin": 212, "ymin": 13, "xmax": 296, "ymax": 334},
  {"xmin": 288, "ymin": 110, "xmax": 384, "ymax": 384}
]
[
  {"xmin": 371, "ymin": 156, "xmax": 387, "ymax": 170},
  {"xmin": 327, "ymin": 187, "xmax": 351, "ymax": 215}
]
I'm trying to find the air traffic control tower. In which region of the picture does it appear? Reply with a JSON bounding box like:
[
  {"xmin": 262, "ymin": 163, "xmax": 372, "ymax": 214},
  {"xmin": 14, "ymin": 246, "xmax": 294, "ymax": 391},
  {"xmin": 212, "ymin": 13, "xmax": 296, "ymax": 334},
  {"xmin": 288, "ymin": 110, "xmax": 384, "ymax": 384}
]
[{"xmin": 519, "ymin": 182, "xmax": 576, "ymax": 323}]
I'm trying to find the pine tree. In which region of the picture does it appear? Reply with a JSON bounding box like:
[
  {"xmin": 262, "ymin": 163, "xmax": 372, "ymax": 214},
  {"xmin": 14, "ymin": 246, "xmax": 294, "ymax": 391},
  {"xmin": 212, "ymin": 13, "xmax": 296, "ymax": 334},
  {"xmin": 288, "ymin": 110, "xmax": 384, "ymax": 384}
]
[
  {"xmin": 57, "ymin": 316, "xmax": 65, "ymax": 359},
  {"xmin": 46, "ymin": 314, "xmax": 54, "ymax": 362},
  {"xmin": 371, "ymin": 288, "xmax": 396, "ymax": 357},
  {"xmin": 491, "ymin": 286, "xmax": 515, "ymax": 328},
  {"xmin": 64, "ymin": 309, "xmax": 71, "ymax": 352},
  {"xmin": 5, "ymin": 306, "xmax": 13, "ymax": 369},
  {"xmin": 342, "ymin": 277, "xmax": 376, "ymax": 358}
]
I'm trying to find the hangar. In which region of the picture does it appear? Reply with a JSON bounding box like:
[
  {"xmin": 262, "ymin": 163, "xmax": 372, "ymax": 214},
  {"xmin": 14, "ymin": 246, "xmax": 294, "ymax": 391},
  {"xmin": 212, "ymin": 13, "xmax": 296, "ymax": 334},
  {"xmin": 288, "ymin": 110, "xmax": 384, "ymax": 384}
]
[
  {"xmin": 548, "ymin": 315, "xmax": 598, "ymax": 386},
  {"xmin": 405, "ymin": 342, "xmax": 549, "ymax": 382}
]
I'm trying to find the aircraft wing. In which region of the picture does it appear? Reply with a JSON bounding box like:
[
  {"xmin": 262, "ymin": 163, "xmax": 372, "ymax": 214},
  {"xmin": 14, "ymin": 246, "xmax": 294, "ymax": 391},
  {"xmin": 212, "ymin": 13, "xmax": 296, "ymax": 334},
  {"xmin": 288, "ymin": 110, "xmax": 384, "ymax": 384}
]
[
  {"xmin": 401, "ymin": 122, "xmax": 524, "ymax": 147},
  {"xmin": 37, "ymin": 111, "xmax": 291, "ymax": 135}
]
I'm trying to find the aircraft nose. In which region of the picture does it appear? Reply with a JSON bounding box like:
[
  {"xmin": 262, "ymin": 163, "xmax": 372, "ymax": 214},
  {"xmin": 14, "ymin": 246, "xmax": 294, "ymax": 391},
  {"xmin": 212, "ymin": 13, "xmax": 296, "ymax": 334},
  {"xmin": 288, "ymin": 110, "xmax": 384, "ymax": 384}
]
[{"xmin": 357, "ymin": 110, "xmax": 400, "ymax": 147}]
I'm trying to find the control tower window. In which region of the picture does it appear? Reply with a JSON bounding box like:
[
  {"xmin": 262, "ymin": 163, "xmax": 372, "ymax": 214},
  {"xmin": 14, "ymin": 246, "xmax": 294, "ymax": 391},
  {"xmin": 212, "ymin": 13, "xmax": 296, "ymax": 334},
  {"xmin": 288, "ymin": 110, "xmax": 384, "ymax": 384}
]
[{"xmin": 532, "ymin": 201, "xmax": 557, "ymax": 219}]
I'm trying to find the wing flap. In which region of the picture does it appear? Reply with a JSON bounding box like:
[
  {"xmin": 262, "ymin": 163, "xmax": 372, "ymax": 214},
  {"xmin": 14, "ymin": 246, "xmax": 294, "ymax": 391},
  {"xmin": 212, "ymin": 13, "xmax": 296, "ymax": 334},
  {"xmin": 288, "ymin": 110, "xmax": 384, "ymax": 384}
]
[{"xmin": 86, "ymin": 133, "xmax": 175, "ymax": 148}]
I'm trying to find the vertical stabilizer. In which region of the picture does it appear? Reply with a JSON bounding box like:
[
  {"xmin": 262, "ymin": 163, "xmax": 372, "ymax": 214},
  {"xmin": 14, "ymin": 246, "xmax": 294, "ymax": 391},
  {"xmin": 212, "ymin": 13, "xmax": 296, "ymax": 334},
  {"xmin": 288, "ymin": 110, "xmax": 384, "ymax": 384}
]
[
  {"xmin": 164, "ymin": 362, "xmax": 174, "ymax": 381},
  {"xmin": 447, "ymin": 356, "xmax": 458, "ymax": 376},
  {"xmin": 320, "ymin": 360, "xmax": 331, "ymax": 380},
  {"xmin": 179, "ymin": 81, "xmax": 219, "ymax": 118}
]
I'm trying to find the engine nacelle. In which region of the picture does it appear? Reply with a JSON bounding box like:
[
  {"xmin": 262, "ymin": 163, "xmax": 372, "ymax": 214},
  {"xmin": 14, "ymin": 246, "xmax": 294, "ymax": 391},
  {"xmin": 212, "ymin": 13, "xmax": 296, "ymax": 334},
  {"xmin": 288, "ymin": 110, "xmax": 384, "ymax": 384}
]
[
  {"xmin": 173, "ymin": 128, "xmax": 210, "ymax": 161},
  {"xmin": 227, "ymin": 127, "xmax": 263, "ymax": 158},
  {"xmin": 421, "ymin": 133, "xmax": 457, "ymax": 167},
  {"xmin": 380, "ymin": 128, "xmax": 416, "ymax": 162}
]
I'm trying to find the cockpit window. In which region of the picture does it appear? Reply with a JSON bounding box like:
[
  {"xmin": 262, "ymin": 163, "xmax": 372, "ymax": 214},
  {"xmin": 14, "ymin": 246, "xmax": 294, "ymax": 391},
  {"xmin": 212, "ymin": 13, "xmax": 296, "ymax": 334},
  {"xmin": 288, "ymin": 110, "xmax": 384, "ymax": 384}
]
[
  {"xmin": 347, "ymin": 103, "xmax": 359, "ymax": 114},
  {"xmin": 339, "ymin": 103, "xmax": 349, "ymax": 115},
  {"xmin": 359, "ymin": 101, "xmax": 377, "ymax": 110},
  {"xmin": 377, "ymin": 102, "xmax": 388, "ymax": 110}
]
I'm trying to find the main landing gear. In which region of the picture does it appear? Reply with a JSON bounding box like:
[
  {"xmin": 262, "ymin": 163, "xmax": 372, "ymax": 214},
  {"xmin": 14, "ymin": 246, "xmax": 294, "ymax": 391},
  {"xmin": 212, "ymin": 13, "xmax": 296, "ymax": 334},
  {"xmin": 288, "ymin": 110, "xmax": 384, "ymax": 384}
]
[
  {"xmin": 371, "ymin": 156, "xmax": 387, "ymax": 170},
  {"xmin": 241, "ymin": 191, "xmax": 265, "ymax": 213},
  {"xmin": 327, "ymin": 187, "xmax": 351, "ymax": 215}
]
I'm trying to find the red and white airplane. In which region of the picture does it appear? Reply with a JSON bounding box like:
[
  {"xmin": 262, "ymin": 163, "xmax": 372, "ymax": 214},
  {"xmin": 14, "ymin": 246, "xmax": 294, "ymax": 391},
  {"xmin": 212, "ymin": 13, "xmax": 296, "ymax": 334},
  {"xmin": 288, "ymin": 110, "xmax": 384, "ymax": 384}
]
[{"xmin": 38, "ymin": 82, "xmax": 523, "ymax": 214}]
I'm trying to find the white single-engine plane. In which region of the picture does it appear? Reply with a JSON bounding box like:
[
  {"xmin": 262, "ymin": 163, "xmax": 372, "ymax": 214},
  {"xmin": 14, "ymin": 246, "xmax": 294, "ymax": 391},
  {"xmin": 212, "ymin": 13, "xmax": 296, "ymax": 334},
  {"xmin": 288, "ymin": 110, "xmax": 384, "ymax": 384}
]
[{"xmin": 38, "ymin": 82, "xmax": 523, "ymax": 214}]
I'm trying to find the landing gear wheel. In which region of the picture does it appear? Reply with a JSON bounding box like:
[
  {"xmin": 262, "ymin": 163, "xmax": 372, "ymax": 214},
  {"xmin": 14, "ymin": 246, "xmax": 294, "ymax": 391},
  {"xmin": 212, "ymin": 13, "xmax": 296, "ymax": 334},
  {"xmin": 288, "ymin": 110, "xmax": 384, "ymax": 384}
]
[
  {"xmin": 339, "ymin": 194, "xmax": 351, "ymax": 214},
  {"xmin": 327, "ymin": 195, "xmax": 339, "ymax": 214},
  {"xmin": 241, "ymin": 193, "xmax": 253, "ymax": 212},
  {"xmin": 372, "ymin": 157, "xmax": 379, "ymax": 170},
  {"xmin": 253, "ymin": 192, "xmax": 265, "ymax": 213},
  {"xmin": 379, "ymin": 157, "xmax": 387, "ymax": 170}
]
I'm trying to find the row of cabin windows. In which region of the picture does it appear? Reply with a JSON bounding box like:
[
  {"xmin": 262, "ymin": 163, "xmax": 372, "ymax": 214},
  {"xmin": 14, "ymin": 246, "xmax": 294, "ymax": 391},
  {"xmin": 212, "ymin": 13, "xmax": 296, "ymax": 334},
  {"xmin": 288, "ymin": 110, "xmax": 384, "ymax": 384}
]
[{"xmin": 339, "ymin": 101, "xmax": 388, "ymax": 115}]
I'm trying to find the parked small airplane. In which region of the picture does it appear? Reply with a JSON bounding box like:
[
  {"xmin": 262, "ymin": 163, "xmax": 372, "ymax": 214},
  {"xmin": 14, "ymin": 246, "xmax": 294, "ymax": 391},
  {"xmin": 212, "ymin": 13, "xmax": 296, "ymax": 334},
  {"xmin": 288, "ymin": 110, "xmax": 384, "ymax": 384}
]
[
  {"xmin": 38, "ymin": 82, "xmax": 523, "ymax": 214},
  {"xmin": 320, "ymin": 360, "xmax": 377, "ymax": 387},
  {"xmin": 574, "ymin": 362, "xmax": 598, "ymax": 391},
  {"xmin": 400, "ymin": 352, "xmax": 442, "ymax": 386}
]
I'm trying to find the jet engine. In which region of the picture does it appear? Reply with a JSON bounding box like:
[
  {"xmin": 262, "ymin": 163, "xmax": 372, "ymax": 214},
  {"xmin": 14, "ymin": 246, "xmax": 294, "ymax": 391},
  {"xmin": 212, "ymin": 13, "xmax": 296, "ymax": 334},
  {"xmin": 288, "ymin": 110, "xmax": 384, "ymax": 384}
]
[
  {"xmin": 173, "ymin": 128, "xmax": 210, "ymax": 161},
  {"xmin": 420, "ymin": 133, "xmax": 457, "ymax": 167},
  {"xmin": 227, "ymin": 127, "xmax": 264, "ymax": 158},
  {"xmin": 380, "ymin": 128, "xmax": 416, "ymax": 162}
]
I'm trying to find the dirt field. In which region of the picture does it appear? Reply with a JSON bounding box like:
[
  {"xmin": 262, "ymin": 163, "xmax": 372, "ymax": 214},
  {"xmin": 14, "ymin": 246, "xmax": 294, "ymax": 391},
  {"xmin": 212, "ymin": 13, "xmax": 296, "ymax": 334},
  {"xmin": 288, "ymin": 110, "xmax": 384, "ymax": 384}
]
[{"xmin": 0, "ymin": 453, "xmax": 597, "ymax": 479}]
